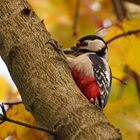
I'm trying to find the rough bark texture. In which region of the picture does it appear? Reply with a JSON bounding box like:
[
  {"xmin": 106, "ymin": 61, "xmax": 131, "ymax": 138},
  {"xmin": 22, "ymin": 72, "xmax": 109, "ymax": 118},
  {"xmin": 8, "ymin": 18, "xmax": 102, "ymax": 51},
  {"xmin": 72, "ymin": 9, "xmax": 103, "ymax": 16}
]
[{"xmin": 0, "ymin": 0, "xmax": 121, "ymax": 140}]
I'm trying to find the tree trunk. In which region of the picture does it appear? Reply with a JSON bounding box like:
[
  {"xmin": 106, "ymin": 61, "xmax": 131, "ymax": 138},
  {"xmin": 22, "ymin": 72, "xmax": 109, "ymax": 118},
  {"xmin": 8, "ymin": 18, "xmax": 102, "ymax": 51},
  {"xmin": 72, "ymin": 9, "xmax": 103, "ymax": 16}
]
[{"xmin": 0, "ymin": 0, "xmax": 121, "ymax": 139}]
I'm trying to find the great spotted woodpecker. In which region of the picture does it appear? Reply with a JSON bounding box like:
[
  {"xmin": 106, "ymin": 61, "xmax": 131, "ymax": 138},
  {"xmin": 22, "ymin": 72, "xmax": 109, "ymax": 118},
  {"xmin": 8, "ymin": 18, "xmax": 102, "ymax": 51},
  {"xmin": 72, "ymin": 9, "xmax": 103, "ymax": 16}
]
[{"xmin": 63, "ymin": 35, "xmax": 112, "ymax": 108}]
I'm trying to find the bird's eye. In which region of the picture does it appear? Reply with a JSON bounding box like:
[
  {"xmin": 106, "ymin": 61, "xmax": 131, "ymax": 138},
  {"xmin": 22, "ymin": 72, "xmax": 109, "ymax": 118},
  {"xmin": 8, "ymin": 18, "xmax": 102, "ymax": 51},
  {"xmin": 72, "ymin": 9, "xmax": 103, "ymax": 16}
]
[{"xmin": 82, "ymin": 42, "xmax": 88, "ymax": 46}]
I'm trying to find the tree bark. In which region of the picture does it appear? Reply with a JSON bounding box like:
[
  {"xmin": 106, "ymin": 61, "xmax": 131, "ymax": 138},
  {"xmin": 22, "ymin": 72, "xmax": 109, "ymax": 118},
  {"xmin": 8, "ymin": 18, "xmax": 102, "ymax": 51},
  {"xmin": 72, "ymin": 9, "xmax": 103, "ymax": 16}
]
[{"xmin": 0, "ymin": 0, "xmax": 121, "ymax": 140}]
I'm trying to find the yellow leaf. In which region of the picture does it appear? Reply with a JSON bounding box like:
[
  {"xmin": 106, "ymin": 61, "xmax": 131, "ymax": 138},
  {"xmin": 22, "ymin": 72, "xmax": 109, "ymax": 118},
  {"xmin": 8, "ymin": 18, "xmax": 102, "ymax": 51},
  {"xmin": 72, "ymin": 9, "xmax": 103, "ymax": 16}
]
[
  {"xmin": 0, "ymin": 104, "xmax": 48, "ymax": 140},
  {"xmin": 104, "ymin": 18, "xmax": 140, "ymax": 78},
  {"xmin": 104, "ymin": 79, "xmax": 140, "ymax": 140},
  {"xmin": 0, "ymin": 76, "xmax": 8, "ymax": 101}
]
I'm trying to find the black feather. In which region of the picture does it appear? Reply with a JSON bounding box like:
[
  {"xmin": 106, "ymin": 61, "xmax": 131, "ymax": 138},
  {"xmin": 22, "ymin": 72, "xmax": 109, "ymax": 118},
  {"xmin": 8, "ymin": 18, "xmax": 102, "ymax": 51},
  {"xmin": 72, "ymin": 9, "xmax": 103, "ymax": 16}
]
[{"xmin": 88, "ymin": 53, "xmax": 111, "ymax": 108}]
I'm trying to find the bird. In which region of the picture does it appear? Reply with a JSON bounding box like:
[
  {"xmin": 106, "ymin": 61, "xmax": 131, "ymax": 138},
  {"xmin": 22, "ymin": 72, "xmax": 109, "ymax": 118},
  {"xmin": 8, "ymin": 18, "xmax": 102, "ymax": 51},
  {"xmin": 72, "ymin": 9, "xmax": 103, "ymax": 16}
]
[{"xmin": 63, "ymin": 35, "xmax": 112, "ymax": 108}]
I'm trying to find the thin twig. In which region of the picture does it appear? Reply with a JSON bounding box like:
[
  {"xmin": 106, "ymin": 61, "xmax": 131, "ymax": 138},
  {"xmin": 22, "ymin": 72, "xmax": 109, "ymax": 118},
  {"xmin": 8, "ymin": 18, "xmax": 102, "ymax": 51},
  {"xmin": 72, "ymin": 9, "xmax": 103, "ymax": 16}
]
[
  {"xmin": 4, "ymin": 101, "xmax": 22, "ymax": 106},
  {"xmin": 111, "ymin": 0, "xmax": 127, "ymax": 21},
  {"xmin": 72, "ymin": 0, "xmax": 81, "ymax": 37},
  {"xmin": 94, "ymin": 26, "xmax": 109, "ymax": 35},
  {"xmin": 94, "ymin": 21, "xmax": 121, "ymax": 35},
  {"xmin": 131, "ymin": 70, "xmax": 140, "ymax": 100},
  {"xmin": 112, "ymin": 76, "xmax": 127, "ymax": 85},
  {"xmin": 6, "ymin": 117, "xmax": 54, "ymax": 134},
  {"xmin": 0, "ymin": 104, "xmax": 55, "ymax": 135},
  {"xmin": 106, "ymin": 29, "xmax": 140, "ymax": 44},
  {"xmin": 94, "ymin": 24, "xmax": 113, "ymax": 35}
]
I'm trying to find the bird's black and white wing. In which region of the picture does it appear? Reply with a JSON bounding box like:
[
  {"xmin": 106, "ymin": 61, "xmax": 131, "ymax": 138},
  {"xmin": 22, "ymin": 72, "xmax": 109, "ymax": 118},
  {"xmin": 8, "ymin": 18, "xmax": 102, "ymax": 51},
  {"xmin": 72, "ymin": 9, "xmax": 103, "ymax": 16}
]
[{"xmin": 88, "ymin": 53, "xmax": 112, "ymax": 108}]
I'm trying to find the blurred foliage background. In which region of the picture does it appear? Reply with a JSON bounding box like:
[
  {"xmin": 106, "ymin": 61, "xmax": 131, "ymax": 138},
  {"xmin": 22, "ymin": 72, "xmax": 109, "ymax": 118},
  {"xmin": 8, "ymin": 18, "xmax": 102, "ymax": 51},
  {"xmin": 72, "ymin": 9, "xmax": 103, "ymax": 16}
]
[{"xmin": 0, "ymin": 0, "xmax": 140, "ymax": 139}]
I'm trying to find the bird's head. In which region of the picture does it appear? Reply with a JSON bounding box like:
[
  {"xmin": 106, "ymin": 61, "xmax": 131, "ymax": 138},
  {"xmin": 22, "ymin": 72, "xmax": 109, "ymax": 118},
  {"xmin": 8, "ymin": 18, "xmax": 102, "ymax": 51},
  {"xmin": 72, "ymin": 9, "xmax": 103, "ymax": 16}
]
[{"xmin": 72, "ymin": 35, "xmax": 108, "ymax": 59}]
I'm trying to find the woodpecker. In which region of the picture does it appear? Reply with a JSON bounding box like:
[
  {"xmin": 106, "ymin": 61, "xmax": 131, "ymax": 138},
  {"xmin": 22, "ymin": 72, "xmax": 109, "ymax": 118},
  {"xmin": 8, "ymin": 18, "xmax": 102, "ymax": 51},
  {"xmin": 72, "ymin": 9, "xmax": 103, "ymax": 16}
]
[{"xmin": 63, "ymin": 35, "xmax": 112, "ymax": 108}]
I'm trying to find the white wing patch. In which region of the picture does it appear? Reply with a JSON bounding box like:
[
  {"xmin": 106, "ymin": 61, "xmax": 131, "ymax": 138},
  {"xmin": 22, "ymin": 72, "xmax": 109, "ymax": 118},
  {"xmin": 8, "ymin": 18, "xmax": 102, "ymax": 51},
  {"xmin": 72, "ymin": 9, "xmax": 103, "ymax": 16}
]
[{"xmin": 68, "ymin": 54, "xmax": 94, "ymax": 76}]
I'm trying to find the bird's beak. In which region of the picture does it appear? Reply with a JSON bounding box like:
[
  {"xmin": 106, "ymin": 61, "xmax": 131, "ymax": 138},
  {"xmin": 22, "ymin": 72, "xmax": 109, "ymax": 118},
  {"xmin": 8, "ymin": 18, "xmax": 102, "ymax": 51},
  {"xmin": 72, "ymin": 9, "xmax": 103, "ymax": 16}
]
[
  {"xmin": 71, "ymin": 45, "xmax": 78, "ymax": 50},
  {"xmin": 62, "ymin": 47, "xmax": 76, "ymax": 54},
  {"xmin": 62, "ymin": 46, "xmax": 81, "ymax": 56}
]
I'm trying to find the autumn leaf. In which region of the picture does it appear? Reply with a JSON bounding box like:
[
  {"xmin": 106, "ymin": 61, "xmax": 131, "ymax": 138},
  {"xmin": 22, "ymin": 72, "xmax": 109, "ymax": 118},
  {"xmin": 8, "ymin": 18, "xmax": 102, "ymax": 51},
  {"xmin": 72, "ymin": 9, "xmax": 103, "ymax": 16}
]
[
  {"xmin": 104, "ymin": 18, "xmax": 140, "ymax": 78},
  {"xmin": 0, "ymin": 104, "xmax": 48, "ymax": 140},
  {"xmin": 0, "ymin": 77, "xmax": 48, "ymax": 139},
  {"xmin": 103, "ymin": 18, "xmax": 140, "ymax": 140},
  {"xmin": 104, "ymin": 79, "xmax": 140, "ymax": 140},
  {"xmin": 0, "ymin": 76, "xmax": 7, "ymax": 101},
  {"xmin": 0, "ymin": 76, "xmax": 19, "ymax": 102}
]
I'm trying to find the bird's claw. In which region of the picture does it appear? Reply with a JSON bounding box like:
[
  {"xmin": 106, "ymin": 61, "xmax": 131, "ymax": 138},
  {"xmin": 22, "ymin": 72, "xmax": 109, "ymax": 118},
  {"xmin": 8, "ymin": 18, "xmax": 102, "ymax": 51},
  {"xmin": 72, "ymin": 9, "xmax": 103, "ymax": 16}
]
[
  {"xmin": 46, "ymin": 39, "xmax": 67, "ymax": 60},
  {"xmin": 46, "ymin": 39, "xmax": 63, "ymax": 54}
]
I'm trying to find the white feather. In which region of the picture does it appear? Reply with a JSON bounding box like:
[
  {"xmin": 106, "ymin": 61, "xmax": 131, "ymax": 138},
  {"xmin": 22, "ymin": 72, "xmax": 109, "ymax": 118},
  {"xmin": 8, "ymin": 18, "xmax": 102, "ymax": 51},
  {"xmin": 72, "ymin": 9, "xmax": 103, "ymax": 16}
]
[
  {"xmin": 67, "ymin": 54, "xmax": 94, "ymax": 77},
  {"xmin": 88, "ymin": 39, "xmax": 105, "ymax": 51}
]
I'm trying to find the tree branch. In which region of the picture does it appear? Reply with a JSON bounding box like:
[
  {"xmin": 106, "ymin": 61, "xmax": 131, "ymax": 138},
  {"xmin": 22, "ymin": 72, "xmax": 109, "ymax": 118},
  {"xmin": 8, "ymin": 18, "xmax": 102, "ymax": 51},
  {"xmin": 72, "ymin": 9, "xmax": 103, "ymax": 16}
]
[
  {"xmin": 106, "ymin": 29, "xmax": 140, "ymax": 44},
  {"xmin": 112, "ymin": 76, "xmax": 127, "ymax": 85},
  {"xmin": 130, "ymin": 71, "xmax": 140, "ymax": 100},
  {"xmin": 0, "ymin": 0, "xmax": 121, "ymax": 139},
  {"xmin": 3, "ymin": 101, "xmax": 22, "ymax": 106},
  {"xmin": 72, "ymin": 0, "xmax": 81, "ymax": 37},
  {"xmin": 0, "ymin": 104, "xmax": 54, "ymax": 134},
  {"xmin": 111, "ymin": 0, "xmax": 127, "ymax": 20}
]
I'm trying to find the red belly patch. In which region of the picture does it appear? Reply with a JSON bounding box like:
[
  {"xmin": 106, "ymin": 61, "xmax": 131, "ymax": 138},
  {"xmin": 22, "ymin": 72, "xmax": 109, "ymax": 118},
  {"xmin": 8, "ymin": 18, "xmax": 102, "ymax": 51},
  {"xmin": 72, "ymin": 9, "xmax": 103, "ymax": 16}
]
[{"xmin": 71, "ymin": 67, "xmax": 100, "ymax": 100}]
